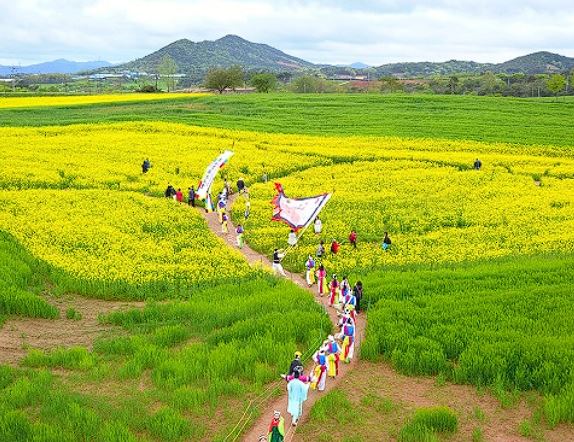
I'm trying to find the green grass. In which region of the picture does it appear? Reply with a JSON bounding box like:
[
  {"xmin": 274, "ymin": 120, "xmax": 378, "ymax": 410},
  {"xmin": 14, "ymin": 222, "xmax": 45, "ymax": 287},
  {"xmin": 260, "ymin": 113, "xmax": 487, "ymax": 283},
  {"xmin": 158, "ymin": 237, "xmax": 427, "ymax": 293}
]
[
  {"xmin": 359, "ymin": 253, "xmax": 574, "ymax": 425},
  {"xmin": 1, "ymin": 94, "xmax": 573, "ymax": 146},
  {"xmin": 0, "ymin": 231, "xmax": 58, "ymax": 320}
]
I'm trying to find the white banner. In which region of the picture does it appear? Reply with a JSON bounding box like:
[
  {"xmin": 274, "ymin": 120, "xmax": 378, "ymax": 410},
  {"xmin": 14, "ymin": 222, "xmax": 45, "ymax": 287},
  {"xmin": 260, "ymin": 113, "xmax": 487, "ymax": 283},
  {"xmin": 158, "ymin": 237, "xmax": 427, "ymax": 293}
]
[
  {"xmin": 196, "ymin": 150, "xmax": 234, "ymax": 200},
  {"xmin": 272, "ymin": 191, "xmax": 331, "ymax": 232}
]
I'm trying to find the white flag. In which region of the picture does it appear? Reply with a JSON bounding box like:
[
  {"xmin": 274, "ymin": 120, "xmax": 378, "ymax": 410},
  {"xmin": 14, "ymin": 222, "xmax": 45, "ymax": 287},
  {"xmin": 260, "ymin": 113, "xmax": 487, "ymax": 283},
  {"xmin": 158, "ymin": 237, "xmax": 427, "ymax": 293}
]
[{"xmin": 196, "ymin": 151, "xmax": 234, "ymax": 200}]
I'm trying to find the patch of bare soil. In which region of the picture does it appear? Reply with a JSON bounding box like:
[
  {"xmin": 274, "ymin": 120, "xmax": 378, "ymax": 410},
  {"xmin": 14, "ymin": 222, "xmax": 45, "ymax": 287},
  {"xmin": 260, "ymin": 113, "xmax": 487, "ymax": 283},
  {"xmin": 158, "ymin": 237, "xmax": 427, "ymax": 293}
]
[
  {"xmin": 298, "ymin": 360, "xmax": 574, "ymax": 442},
  {"xmin": 0, "ymin": 294, "xmax": 143, "ymax": 365}
]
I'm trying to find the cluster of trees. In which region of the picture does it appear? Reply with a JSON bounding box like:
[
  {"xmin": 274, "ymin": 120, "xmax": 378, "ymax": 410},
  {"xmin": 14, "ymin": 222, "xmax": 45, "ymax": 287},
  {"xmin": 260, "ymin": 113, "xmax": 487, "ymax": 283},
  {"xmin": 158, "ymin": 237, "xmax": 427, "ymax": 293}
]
[{"xmin": 422, "ymin": 72, "xmax": 574, "ymax": 98}]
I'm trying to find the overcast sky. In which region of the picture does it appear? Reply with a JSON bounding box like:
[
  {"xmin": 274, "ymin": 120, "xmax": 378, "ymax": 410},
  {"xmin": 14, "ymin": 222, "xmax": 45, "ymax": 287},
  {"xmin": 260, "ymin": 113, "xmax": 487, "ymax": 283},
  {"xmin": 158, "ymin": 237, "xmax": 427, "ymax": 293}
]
[{"xmin": 1, "ymin": 0, "xmax": 573, "ymax": 66}]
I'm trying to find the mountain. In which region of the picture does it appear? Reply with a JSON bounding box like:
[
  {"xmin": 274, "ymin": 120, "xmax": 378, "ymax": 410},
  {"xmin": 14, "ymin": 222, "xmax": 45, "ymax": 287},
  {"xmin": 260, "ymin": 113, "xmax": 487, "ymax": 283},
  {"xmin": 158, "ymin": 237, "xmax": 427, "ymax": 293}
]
[
  {"xmin": 0, "ymin": 59, "xmax": 112, "ymax": 76},
  {"xmin": 108, "ymin": 35, "xmax": 315, "ymax": 76},
  {"xmin": 369, "ymin": 52, "xmax": 574, "ymax": 78},
  {"xmin": 494, "ymin": 51, "xmax": 574, "ymax": 74},
  {"xmin": 349, "ymin": 62, "xmax": 370, "ymax": 69}
]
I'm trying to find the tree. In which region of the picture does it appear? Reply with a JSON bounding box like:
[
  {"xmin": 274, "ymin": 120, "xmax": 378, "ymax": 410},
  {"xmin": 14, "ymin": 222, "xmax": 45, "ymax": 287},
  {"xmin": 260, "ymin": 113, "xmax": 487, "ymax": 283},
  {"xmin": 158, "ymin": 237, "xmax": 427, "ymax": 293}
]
[
  {"xmin": 291, "ymin": 75, "xmax": 322, "ymax": 93},
  {"xmin": 379, "ymin": 76, "xmax": 403, "ymax": 93},
  {"xmin": 250, "ymin": 73, "xmax": 278, "ymax": 93},
  {"xmin": 447, "ymin": 76, "xmax": 459, "ymax": 94},
  {"xmin": 547, "ymin": 74, "xmax": 566, "ymax": 99},
  {"xmin": 158, "ymin": 55, "xmax": 178, "ymax": 92},
  {"xmin": 204, "ymin": 66, "xmax": 244, "ymax": 94}
]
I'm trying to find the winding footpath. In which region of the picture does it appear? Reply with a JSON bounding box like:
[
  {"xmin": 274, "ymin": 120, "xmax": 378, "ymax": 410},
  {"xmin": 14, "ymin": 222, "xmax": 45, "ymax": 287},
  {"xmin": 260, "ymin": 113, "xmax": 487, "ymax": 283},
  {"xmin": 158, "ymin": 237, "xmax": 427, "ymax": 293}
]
[{"xmin": 198, "ymin": 194, "xmax": 366, "ymax": 442}]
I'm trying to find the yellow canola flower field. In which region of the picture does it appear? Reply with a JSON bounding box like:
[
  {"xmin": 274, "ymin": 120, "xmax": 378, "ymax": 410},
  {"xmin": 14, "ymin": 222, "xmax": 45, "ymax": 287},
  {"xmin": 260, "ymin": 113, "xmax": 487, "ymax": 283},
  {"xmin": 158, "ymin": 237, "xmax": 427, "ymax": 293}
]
[
  {"xmin": 0, "ymin": 189, "xmax": 253, "ymax": 299},
  {"xmin": 241, "ymin": 156, "xmax": 574, "ymax": 273},
  {"xmin": 0, "ymin": 93, "xmax": 209, "ymax": 109},
  {"xmin": 2, "ymin": 121, "xmax": 574, "ymax": 286},
  {"xmin": 0, "ymin": 123, "xmax": 329, "ymax": 193}
]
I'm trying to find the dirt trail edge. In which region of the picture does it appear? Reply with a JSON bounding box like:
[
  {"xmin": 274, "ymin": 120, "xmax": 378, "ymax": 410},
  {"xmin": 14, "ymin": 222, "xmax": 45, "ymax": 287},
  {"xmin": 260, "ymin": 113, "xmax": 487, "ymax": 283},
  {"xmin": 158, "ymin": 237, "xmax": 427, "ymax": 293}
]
[{"xmin": 198, "ymin": 194, "xmax": 366, "ymax": 442}]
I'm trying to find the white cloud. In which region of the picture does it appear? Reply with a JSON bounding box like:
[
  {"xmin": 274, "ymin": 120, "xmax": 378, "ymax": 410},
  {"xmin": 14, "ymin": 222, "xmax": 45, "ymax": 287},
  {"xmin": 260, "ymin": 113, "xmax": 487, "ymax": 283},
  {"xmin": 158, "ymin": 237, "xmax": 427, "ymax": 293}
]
[{"xmin": 0, "ymin": 0, "xmax": 573, "ymax": 66}]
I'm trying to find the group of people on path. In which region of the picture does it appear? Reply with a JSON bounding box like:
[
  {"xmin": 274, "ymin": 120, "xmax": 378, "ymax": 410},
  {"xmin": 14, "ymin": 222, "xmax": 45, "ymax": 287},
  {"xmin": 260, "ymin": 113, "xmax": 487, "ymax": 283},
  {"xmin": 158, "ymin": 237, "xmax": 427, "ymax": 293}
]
[
  {"xmin": 261, "ymin": 290, "xmax": 360, "ymax": 439},
  {"xmin": 216, "ymin": 178, "xmax": 251, "ymax": 249}
]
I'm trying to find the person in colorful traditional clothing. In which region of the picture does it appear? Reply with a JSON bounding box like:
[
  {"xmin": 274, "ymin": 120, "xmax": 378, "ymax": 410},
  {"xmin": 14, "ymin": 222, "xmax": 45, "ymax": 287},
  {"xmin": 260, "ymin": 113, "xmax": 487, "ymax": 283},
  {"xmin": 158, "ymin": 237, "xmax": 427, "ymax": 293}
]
[
  {"xmin": 329, "ymin": 274, "xmax": 339, "ymax": 306},
  {"xmin": 353, "ymin": 281, "xmax": 363, "ymax": 313},
  {"xmin": 305, "ymin": 255, "xmax": 315, "ymax": 287},
  {"xmin": 176, "ymin": 188, "xmax": 183, "ymax": 203},
  {"xmin": 326, "ymin": 335, "xmax": 340, "ymax": 378},
  {"xmin": 341, "ymin": 276, "xmax": 351, "ymax": 299},
  {"xmin": 267, "ymin": 411, "xmax": 285, "ymax": 442},
  {"xmin": 236, "ymin": 224, "xmax": 245, "ymax": 249},
  {"xmin": 221, "ymin": 213, "xmax": 229, "ymax": 233},
  {"xmin": 287, "ymin": 371, "xmax": 309, "ymax": 426},
  {"xmin": 349, "ymin": 230, "xmax": 357, "ymax": 248},
  {"xmin": 272, "ymin": 249, "xmax": 287, "ymax": 277},
  {"xmin": 316, "ymin": 264, "xmax": 327, "ymax": 296},
  {"xmin": 314, "ymin": 217, "xmax": 322, "ymax": 234},
  {"xmin": 310, "ymin": 348, "xmax": 327, "ymax": 391},
  {"xmin": 339, "ymin": 315, "xmax": 356, "ymax": 363},
  {"xmin": 330, "ymin": 239, "xmax": 340, "ymax": 254},
  {"xmin": 217, "ymin": 199, "xmax": 226, "ymax": 223}
]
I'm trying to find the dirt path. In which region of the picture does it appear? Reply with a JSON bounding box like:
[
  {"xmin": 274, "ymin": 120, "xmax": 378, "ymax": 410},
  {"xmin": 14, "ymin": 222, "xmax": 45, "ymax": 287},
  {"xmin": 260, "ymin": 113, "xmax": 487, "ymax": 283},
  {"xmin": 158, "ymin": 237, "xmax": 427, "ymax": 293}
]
[
  {"xmin": 0, "ymin": 295, "xmax": 143, "ymax": 365},
  {"xmin": 198, "ymin": 194, "xmax": 366, "ymax": 442}
]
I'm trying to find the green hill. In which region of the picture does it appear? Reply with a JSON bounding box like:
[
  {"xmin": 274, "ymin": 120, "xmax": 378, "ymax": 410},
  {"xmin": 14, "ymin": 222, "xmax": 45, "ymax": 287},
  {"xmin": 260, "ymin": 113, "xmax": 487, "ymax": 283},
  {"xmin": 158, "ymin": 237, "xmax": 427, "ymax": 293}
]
[{"xmin": 110, "ymin": 35, "xmax": 315, "ymax": 77}]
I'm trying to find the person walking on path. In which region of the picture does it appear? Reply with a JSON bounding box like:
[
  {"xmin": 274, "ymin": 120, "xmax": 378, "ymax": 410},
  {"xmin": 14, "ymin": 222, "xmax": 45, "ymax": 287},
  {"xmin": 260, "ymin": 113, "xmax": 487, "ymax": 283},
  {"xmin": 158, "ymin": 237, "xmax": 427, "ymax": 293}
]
[
  {"xmin": 288, "ymin": 229, "xmax": 298, "ymax": 247},
  {"xmin": 188, "ymin": 186, "xmax": 196, "ymax": 207},
  {"xmin": 349, "ymin": 230, "xmax": 357, "ymax": 249},
  {"xmin": 244, "ymin": 200, "xmax": 251, "ymax": 220},
  {"xmin": 164, "ymin": 184, "xmax": 176, "ymax": 199},
  {"xmin": 236, "ymin": 224, "xmax": 245, "ymax": 249},
  {"xmin": 474, "ymin": 158, "xmax": 482, "ymax": 170},
  {"xmin": 288, "ymin": 351, "xmax": 303, "ymax": 377},
  {"xmin": 236, "ymin": 177, "xmax": 246, "ymax": 194},
  {"xmin": 272, "ymin": 249, "xmax": 287, "ymax": 277},
  {"xmin": 305, "ymin": 255, "xmax": 315, "ymax": 287},
  {"xmin": 287, "ymin": 371, "xmax": 309, "ymax": 426},
  {"xmin": 316, "ymin": 264, "xmax": 327, "ymax": 296},
  {"xmin": 176, "ymin": 188, "xmax": 183, "ymax": 203},
  {"xmin": 221, "ymin": 213, "xmax": 229, "ymax": 234},
  {"xmin": 382, "ymin": 232, "xmax": 392, "ymax": 251},
  {"xmin": 267, "ymin": 411, "xmax": 285, "ymax": 442},
  {"xmin": 329, "ymin": 274, "xmax": 339, "ymax": 306},
  {"xmin": 353, "ymin": 281, "xmax": 363, "ymax": 313},
  {"xmin": 314, "ymin": 217, "xmax": 322, "ymax": 235}
]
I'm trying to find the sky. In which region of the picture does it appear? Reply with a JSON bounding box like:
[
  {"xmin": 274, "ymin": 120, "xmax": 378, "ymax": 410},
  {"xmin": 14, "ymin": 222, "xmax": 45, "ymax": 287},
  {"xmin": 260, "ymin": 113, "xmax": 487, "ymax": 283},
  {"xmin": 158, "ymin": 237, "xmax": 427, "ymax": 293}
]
[{"xmin": 1, "ymin": 0, "xmax": 573, "ymax": 66}]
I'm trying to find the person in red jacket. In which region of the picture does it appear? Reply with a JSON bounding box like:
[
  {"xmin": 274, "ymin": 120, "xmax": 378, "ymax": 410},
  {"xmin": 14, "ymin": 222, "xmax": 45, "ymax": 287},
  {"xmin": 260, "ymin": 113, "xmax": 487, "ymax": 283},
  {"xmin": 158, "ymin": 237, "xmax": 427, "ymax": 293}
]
[
  {"xmin": 330, "ymin": 239, "xmax": 340, "ymax": 254},
  {"xmin": 175, "ymin": 188, "xmax": 183, "ymax": 202},
  {"xmin": 349, "ymin": 230, "xmax": 357, "ymax": 249}
]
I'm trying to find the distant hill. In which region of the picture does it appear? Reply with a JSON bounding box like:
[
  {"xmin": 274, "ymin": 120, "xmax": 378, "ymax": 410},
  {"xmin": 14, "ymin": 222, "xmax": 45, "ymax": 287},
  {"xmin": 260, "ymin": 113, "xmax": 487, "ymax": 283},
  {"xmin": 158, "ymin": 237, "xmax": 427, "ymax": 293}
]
[
  {"xmin": 370, "ymin": 52, "xmax": 574, "ymax": 78},
  {"xmin": 0, "ymin": 59, "xmax": 112, "ymax": 76},
  {"xmin": 107, "ymin": 35, "xmax": 315, "ymax": 77},
  {"xmin": 494, "ymin": 51, "xmax": 574, "ymax": 74}
]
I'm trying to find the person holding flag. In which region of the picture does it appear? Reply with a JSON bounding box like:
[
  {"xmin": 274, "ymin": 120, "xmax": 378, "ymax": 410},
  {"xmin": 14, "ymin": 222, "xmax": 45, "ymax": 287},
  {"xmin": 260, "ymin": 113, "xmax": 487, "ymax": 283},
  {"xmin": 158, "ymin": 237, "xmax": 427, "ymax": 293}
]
[{"xmin": 272, "ymin": 249, "xmax": 287, "ymax": 277}]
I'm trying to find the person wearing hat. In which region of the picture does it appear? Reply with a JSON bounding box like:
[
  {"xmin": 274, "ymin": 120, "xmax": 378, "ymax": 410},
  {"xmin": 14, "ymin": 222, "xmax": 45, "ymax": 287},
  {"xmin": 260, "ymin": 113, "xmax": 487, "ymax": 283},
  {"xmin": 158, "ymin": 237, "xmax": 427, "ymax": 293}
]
[
  {"xmin": 267, "ymin": 410, "xmax": 285, "ymax": 442},
  {"xmin": 288, "ymin": 351, "xmax": 303, "ymax": 377}
]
